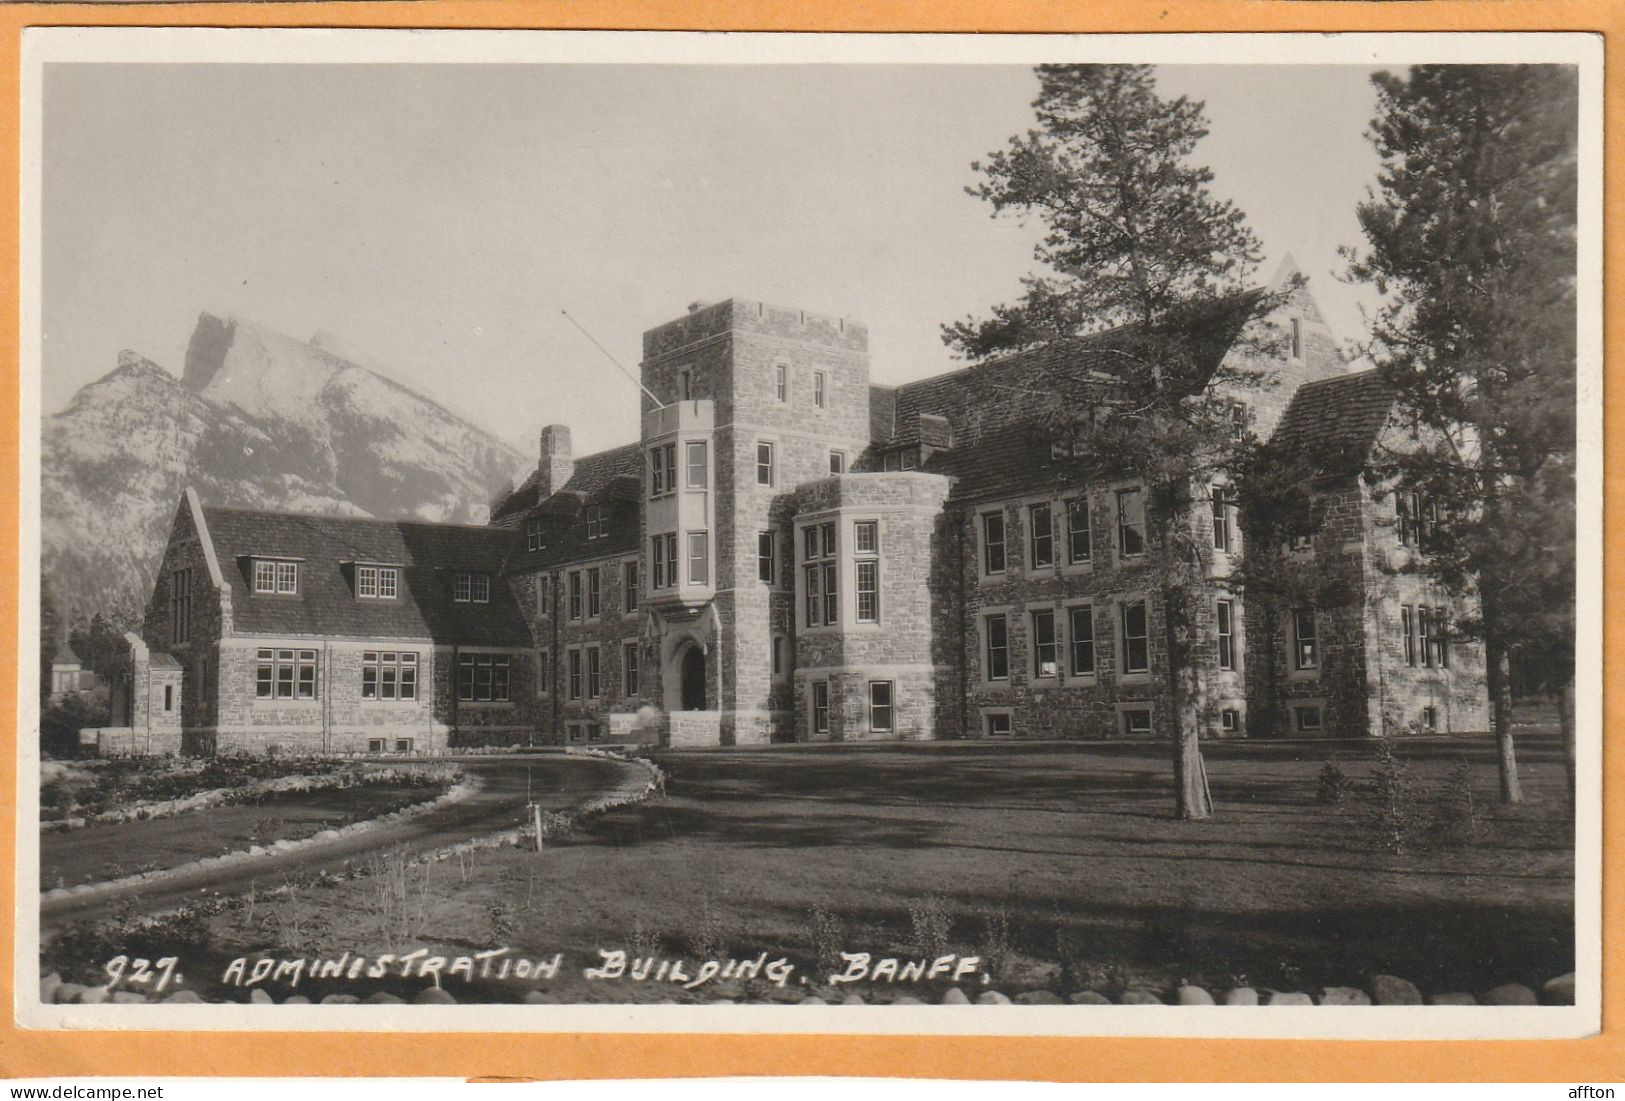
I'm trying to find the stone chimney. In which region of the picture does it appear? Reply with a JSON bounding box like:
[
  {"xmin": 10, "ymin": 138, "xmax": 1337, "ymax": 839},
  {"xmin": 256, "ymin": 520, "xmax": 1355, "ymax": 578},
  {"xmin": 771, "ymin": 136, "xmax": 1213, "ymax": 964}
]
[{"xmin": 538, "ymin": 424, "xmax": 574, "ymax": 496}]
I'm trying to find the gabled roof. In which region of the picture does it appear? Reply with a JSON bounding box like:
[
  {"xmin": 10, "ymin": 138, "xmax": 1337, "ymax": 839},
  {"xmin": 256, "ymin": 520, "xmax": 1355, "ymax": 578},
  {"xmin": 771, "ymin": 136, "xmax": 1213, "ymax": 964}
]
[
  {"xmin": 1271, "ymin": 369, "xmax": 1396, "ymax": 477},
  {"xmin": 490, "ymin": 442, "xmax": 642, "ymax": 523},
  {"xmin": 200, "ymin": 505, "xmax": 532, "ymax": 646},
  {"xmin": 509, "ymin": 474, "xmax": 642, "ymax": 573}
]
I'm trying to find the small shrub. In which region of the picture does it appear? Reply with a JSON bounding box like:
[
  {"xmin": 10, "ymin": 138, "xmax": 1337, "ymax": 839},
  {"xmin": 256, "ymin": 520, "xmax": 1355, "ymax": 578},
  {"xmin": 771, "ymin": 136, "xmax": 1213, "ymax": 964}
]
[
  {"xmin": 1364, "ymin": 737, "xmax": 1420, "ymax": 855},
  {"xmin": 487, "ymin": 902, "xmax": 516, "ymax": 944},
  {"xmin": 977, "ymin": 906, "xmax": 1014, "ymax": 980},
  {"xmin": 1316, "ymin": 756, "xmax": 1354, "ymax": 805},
  {"xmin": 1429, "ymin": 756, "xmax": 1479, "ymax": 846},
  {"xmin": 907, "ymin": 894, "xmax": 953, "ymax": 959}
]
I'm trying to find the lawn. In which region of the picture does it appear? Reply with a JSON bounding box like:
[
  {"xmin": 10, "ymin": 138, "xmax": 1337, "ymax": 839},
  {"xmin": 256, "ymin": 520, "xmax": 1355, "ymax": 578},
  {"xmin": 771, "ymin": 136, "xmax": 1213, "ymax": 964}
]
[{"xmin": 158, "ymin": 722, "xmax": 1573, "ymax": 1004}]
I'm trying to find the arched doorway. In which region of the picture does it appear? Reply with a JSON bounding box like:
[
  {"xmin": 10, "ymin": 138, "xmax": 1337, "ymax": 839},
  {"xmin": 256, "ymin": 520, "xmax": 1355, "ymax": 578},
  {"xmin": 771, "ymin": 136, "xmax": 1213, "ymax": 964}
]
[{"xmin": 679, "ymin": 645, "xmax": 706, "ymax": 711}]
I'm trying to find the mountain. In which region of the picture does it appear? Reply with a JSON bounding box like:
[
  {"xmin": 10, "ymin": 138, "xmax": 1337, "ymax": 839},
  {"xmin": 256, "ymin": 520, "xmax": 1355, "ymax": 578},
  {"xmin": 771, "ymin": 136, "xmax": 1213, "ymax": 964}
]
[{"xmin": 42, "ymin": 314, "xmax": 531, "ymax": 624}]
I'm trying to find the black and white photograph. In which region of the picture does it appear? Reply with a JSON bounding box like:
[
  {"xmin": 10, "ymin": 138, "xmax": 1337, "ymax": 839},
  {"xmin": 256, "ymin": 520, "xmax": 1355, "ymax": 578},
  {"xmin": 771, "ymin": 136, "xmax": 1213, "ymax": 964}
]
[{"xmin": 17, "ymin": 30, "xmax": 1601, "ymax": 1037}]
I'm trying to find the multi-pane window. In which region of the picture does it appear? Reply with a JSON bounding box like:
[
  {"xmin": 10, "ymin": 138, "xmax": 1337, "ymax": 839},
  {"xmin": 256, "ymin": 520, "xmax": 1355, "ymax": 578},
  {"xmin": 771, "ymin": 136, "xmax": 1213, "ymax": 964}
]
[
  {"xmin": 538, "ymin": 649, "xmax": 551, "ymax": 694},
  {"xmin": 586, "ymin": 646, "xmax": 601, "ymax": 699},
  {"xmin": 538, "ymin": 576, "xmax": 550, "ymax": 618},
  {"xmin": 1116, "ymin": 488, "xmax": 1146, "ymax": 557},
  {"xmin": 758, "ymin": 531, "xmax": 776, "ymax": 584},
  {"xmin": 802, "ymin": 522, "xmax": 839, "ymax": 627},
  {"xmin": 1032, "ymin": 609, "xmax": 1058, "ymax": 678},
  {"xmin": 1068, "ymin": 606, "xmax": 1095, "ymax": 676},
  {"xmin": 356, "ymin": 565, "xmax": 399, "ymax": 600},
  {"xmin": 1432, "ymin": 607, "xmax": 1450, "ymax": 668},
  {"xmin": 652, "ymin": 533, "xmax": 677, "ymax": 590},
  {"xmin": 1221, "ymin": 708, "xmax": 1240, "ymax": 733},
  {"xmin": 362, "ymin": 651, "xmax": 418, "ymax": 701},
  {"xmin": 812, "ymin": 681, "xmax": 830, "ymax": 735},
  {"xmin": 1212, "ymin": 485, "xmax": 1234, "ymax": 553},
  {"xmin": 458, "ymin": 654, "xmax": 510, "ymax": 703},
  {"xmin": 569, "ymin": 571, "xmax": 583, "ymax": 619},
  {"xmin": 775, "ymin": 363, "xmax": 788, "ymax": 403},
  {"xmin": 985, "ymin": 712, "xmax": 1012, "ymax": 737},
  {"xmin": 1121, "ymin": 599, "xmax": 1149, "ymax": 674},
  {"xmin": 1029, "ymin": 503, "xmax": 1054, "ymax": 569},
  {"xmin": 854, "ymin": 520, "xmax": 878, "ymax": 555},
  {"xmin": 454, "ymin": 572, "xmax": 489, "ymax": 604},
  {"xmin": 254, "ymin": 559, "xmax": 299, "ymax": 595},
  {"xmin": 170, "ymin": 568, "xmax": 192, "ymax": 645},
  {"xmin": 1122, "ymin": 708, "xmax": 1153, "ymax": 736},
  {"xmin": 829, "ymin": 451, "xmax": 846, "ymax": 475},
  {"xmin": 587, "ymin": 568, "xmax": 602, "ymax": 617},
  {"xmin": 568, "ymin": 650, "xmax": 583, "ymax": 700},
  {"xmin": 868, "ymin": 681, "xmax": 894, "ymax": 733},
  {"xmin": 855, "ymin": 561, "xmax": 879, "ymax": 624},
  {"xmin": 585, "ymin": 505, "xmax": 606, "ymax": 540},
  {"xmin": 624, "ymin": 642, "xmax": 639, "ymax": 697},
  {"xmin": 1295, "ymin": 705, "xmax": 1323, "ymax": 732},
  {"xmin": 1402, "ymin": 605, "xmax": 1416, "ymax": 666},
  {"xmin": 650, "ymin": 444, "xmax": 672, "ymax": 497},
  {"xmin": 687, "ymin": 532, "xmax": 710, "ymax": 586},
  {"xmin": 984, "ymin": 613, "xmax": 1009, "ymax": 680},
  {"xmin": 982, "ymin": 511, "xmax": 1007, "ymax": 575},
  {"xmin": 756, "ymin": 442, "xmax": 776, "ymax": 487},
  {"xmin": 1217, "ymin": 599, "xmax": 1235, "ymax": 671},
  {"xmin": 623, "ymin": 562, "xmax": 640, "ymax": 612},
  {"xmin": 1408, "ymin": 605, "xmax": 1451, "ymax": 669},
  {"xmin": 1293, "ymin": 609, "xmax": 1318, "ymax": 670},
  {"xmin": 255, "ymin": 648, "xmax": 317, "ymax": 700},
  {"xmin": 1066, "ymin": 498, "xmax": 1091, "ymax": 565},
  {"xmin": 1397, "ymin": 489, "xmax": 1438, "ymax": 551},
  {"xmin": 1417, "ymin": 606, "xmax": 1433, "ymax": 669},
  {"xmin": 526, "ymin": 516, "xmax": 544, "ymax": 552},
  {"xmin": 813, "ymin": 371, "xmax": 826, "ymax": 409},
  {"xmin": 685, "ymin": 441, "xmax": 707, "ymax": 489}
]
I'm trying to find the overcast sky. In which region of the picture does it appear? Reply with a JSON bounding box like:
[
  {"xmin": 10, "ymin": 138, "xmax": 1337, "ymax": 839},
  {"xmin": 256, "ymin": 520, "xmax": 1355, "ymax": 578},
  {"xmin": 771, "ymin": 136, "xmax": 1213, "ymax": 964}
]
[{"xmin": 42, "ymin": 62, "xmax": 1386, "ymax": 458}]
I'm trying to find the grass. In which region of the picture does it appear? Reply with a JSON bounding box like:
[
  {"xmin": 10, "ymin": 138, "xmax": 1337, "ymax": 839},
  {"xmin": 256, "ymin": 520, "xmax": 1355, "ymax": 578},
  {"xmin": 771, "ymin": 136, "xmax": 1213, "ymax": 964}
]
[{"xmin": 153, "ymin": 720, "xmax": 1573, "ymax": 1005}]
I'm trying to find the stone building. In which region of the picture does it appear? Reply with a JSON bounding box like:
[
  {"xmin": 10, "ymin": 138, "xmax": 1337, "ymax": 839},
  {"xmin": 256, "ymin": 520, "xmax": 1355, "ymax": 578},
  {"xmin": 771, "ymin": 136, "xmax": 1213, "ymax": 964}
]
[{"xmin": 125, "ymin": 275, "xmax": 1488, "ymax": 753}]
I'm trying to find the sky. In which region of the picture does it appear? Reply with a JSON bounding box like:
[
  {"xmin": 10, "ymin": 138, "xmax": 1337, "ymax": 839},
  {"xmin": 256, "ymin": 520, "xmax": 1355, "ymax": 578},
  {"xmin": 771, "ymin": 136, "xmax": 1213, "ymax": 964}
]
[{"xmin": 41, "ymin": 61, "xmax": 1387, "ymax": 460}]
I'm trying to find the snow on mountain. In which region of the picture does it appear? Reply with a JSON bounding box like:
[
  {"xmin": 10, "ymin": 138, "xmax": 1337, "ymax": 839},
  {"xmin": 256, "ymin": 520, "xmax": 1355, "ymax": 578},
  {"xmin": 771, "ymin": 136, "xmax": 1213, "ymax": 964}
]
[{"xmin": 43, "ymin": 316, "xmax": 532, "ymax": 624}]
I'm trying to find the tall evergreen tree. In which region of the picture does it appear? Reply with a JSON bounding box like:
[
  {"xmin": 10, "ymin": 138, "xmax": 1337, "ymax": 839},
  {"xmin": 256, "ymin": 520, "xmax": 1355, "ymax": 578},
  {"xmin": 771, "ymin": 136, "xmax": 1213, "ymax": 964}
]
[
  {"xmin": 947, "ymin": 65, "xmax": 1286, "ymax": 819},
  {"xmin": 1345, "ymin": 64, "xmax": 1579, "ymax": 803}
]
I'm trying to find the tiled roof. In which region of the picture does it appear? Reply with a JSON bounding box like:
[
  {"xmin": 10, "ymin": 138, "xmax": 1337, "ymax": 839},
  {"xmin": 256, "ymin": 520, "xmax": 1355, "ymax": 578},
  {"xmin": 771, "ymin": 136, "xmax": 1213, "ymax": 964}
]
[
  {"xmin": 507, "ymin": 475, "xmax": 642, "ymax": 574},
  {"xmin": 491, "ymin": 442, "xmax": 642, "ymax": 522},
  {"xmin": 201, "ymin": 505, "xmax": 533, "ymax": 646},
  {"xmin": 868, "ymin": 385, "xmax": 897, "ymax": 444},
  {"xmin": 1271, "ymin": 369, "xmax": 1395, "ymax": 476}
]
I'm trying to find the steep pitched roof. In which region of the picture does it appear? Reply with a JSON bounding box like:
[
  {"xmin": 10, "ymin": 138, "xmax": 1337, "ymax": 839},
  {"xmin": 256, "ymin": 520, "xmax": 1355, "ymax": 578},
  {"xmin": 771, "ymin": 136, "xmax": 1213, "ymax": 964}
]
[
  {"xmin": 1271, "ymin": 369, "xmax": 1396, "ymax": 476},
  {"xmin": 200, "ymin": 505, "xmax": 532, "ymax": 646},
  {"xmin": 491, "ymin": 442, "xmax": 642, "ymax": 523},
  {"xmin": 508, "ymin": 474, "xmax": 642, "ymax": 573}
]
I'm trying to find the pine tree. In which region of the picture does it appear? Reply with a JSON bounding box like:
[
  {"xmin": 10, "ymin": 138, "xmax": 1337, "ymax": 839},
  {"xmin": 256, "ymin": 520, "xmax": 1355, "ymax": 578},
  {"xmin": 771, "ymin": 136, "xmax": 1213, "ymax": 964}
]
[
  {"xmin": 947, "ymin": 65, "xmax": 1287, "ymax": 819},
  {"xmin": 1345, "ymin": 65, "xmax": 1579, "ymax": 804}
]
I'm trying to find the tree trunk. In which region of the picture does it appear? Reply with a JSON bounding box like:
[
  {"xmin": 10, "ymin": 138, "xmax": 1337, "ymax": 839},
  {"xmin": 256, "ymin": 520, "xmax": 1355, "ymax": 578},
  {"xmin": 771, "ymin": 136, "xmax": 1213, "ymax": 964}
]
[
  {"xmin": 1557, "ymin": 677, "xmax": 1575, "ymax": 812},
  {"xmin": 1484, "ymin": 624, "xmax": 1522, "ymax": 804},
  {"xmin": 1163, "ymin": 583, "xmax": 1212, "ymax": 820}
]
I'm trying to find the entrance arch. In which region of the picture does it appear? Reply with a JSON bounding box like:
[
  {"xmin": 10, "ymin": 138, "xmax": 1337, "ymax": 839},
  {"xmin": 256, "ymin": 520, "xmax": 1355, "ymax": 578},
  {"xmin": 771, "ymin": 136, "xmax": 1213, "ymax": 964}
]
[{"xmin": 679, "ymin": 645, "xmax": 706, "ymax": 711}]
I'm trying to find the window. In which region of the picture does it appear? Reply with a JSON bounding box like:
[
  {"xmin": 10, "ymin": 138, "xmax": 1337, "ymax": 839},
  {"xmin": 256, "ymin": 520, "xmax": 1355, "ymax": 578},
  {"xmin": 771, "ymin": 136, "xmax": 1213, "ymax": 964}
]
[
  {"xmin": 899, "ymin": 451, "xmax": 917, "ymax": 471},
  {"xmin": 650, "ymin": 445, "xmax": 669, "ymax": 497},
  {"xmin": 458, "ymin": 654, "xmax": 510, "ymax": 703},
  {"xmin": 829, "ymin": 451, "xmax": 846, "ymax": 475},
  {"xmin": 1293, "ymin": 609, "xmax": 1318, "ymax": 671},
  {"xmin": 771, "ymin": 635, "xmax": 786, "ymax": 681},
  {"xmin": 356, "ymin": 565, "xmax": 399, "ymax": 600},
  {"xmin": 822, "ymin": 562, "xmax": 837, "ymax": 625},
  {"xmin": 853, "ymin": 520, "xmax": 877, "ymax": 555},
  {"xmin": 569, "ymin": 571, "xmax": 583, "ymax": 619},
  {"xmin": 568, "ymin": 650, "xmax": 582, "ymax": 700},
  {"xmin": 802, "ymin": 522, "xmax": 838, "ymax": 627},
  {"xmin": 538, "ymin": 576, "xmax": 550, "ymax": 618},
  {"xmin": 775, "ymin": 363, "xmax": 788, "ymax": 403},
  {"xmin": 756, "ymin": 442, "xmax": 776, "ymax": 487},
  {"xmin": 985, "ymin": 712, "xmax": 1012, "ymax": 738},
  {"xmin": 1121, "ymin": 599, "xmax": 1149, "ymax": 674},
  {"xmin": 1032, "ymin": 609, "xmax": 1058, "ymax": 678},
  {"xmin": 804, "ymin": 562, "xmax": 822, "ymax": 626},
  {"xmin": 455, "ymin": 573, "xmax": 490, "ymax": 604},
  {"xmin": 395, "ymin": 738, "xmax": 414, "ymax": 754},
  {"xmin": 685, "ymin": 441, "xmax": 707, "ymax": 489},
  {"xmin": 623, "ymin": 643, "xmax": 639, "ymax": 697},
  {"xmin": 1290, "ymin": 317, "xmax": 1305, "ymax": 361},
  {"xmin": 538, "ymin": 649, "xmax": 551, "ymax": 694},
  {"xmin": 1221, "ymin": 708, "xmax": 1240, "ymax": 733},
  {"xmin": 255, "ymin": 648, "xmax": 317, "ymax": 701},
  {"xmin": 162, "ymin": 684, "xmax": 174, "ymax": 712},
  {"xmin": 1116, "ymin": 488, "xmax": 1146, "ymax": 557},
  {"xmin": 526, "ymin": 517, "xmax": 544, "ymax": 551},
  {"xmin": 984, "ymin": 613, "xmax": 1009, "ymax": 680},
  {"xmin": 982, "ymin": 511, "xmax": 1007, "ymax": 575},
  {"xmin": 1402, "ymin": 605, "xmax": 1416, "ymax": 666},
  {"xmin": 362, "ymin": 651, "xmax": 418, "ymax": 701},
  {"xmin": 623, "ymin": 562, "xmax": 639, "ymax": 613},
  {"xmin": 678, "ymin": 367, "xmax": 693, "ymax": 402},
  {"xmin": 1433, "ymin": 607, "xmax": 1451, "ymax": 668},
  {"xmin": 813, "ymin": 371, "xmax": 826, "ymax": 409},
  {"xmin": 1122, "ymin": 708, "xmax": 1153, "ymax": 736},
  {"xmin": 1066, "ymin": 498, "xmax": 1091, "ymax": 565},
  {"xmin": 1288, "ymin": 516, "xmax": 1315, "ymax": 553},
  {"xmin": 869, "ymin": 681, "xmax": 894, "ymax": 733},
  {"xmin": 585, "ymin": 505, "xmax": 606, "ymax": 540},
  {"xmin": 368, "ymin": 738, "xmax": 386, "ymax": 753},
  {"xmin": 1417, "ymin": 606, "xmax": 1433, "ymax": 668},
  {"xmin": 1217, "ymin": 599, "xmax": 1235, "ymax": 671},
  {"xmin": 812, "ymin": 680, "xmax": 830, "ymax": 735},
  {"xmin": 757, "ymin": 532, "xmax": 776, "ymax": 584},
  {"xmin": 1212, "ymin": 485, "xmax": 1233, "ymax": 553},
  {"xmin": 687, "ymin": 532, "xmax": 709, "ymax": 586},
  {"xmin": 587, "ymin": 568, "xmax": 602, "ymax": 617},
  {"xmin": 586, "ymin": 646, "xmax": 601, "ymax": 699},
  {"xmin": 254, "ymin": 559, "xmax": 299, "ymax": 595},
  {"xmin": 1397, "ymin": 489, "xmax": 1437, "ymax": 551},
  {"xmin": 1421, "ymin": 705, "xmax": 1438, "ymax": 732},
  {"xmin": 170, "ymin": 568, "xmax": 192, "ymax": 645},
  {"xmin": 1068, "ymin": 606, "xmax": 1095, "ymax": 677},
  {"xmin": 1294, "ymin": 705, "xmax": 1323, "ymax": 732},
  {"xmin": 1029, "ymin": 503, "xmax": 1054, "ymax": 569},
  {"xmin": 652, "ymin": 533, "xmax": 677, "ymax": 590},
  {"xmin": 856, "ymin": 561, "xmax": 880, "ymax": 623}
]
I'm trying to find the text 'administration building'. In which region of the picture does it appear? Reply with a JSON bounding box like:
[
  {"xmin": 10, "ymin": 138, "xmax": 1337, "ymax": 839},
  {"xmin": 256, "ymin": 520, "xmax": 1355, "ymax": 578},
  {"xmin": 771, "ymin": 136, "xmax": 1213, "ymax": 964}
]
[{"xmin": 126, "ymin": 279, "xmax": 1489, "ymax": 754}]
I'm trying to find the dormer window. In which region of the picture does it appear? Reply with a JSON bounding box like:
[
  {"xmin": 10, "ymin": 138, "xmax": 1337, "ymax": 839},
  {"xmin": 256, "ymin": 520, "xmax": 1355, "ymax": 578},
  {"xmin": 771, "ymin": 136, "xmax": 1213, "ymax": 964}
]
[
  {"xmin": 253, "ymin": 559, "xmax": 299, "ymax": 595},
  {"xmin": 455, "ymin": 572, "xmax": 491, "ymax": 604},
  {"xmin": 526, "ymin": 517, "xmax": 545, "ymax": 552},
  {"xmin": 585, "ymin": 505, "xmax": 606, "ymax": 540},
  {"xmin": 356, "ymin": 565, "xmax": 400, "ymax": 600}
]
